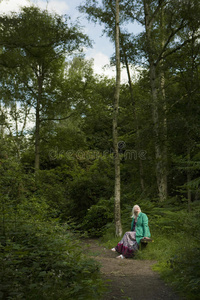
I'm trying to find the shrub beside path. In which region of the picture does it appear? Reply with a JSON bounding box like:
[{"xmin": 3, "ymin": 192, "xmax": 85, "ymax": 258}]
[{"xmin": 82, "ymin": 239, "xmax": 183, "ymax": 300}]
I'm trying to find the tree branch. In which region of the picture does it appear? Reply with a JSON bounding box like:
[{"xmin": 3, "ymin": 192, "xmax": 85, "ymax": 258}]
[
  {"xmin": 158, "ymin": 34, "xmax": 200, "ymax": 63},
  {"xmin": 40, "ymin": 112, "xmax": 75, "ymax": 122},
  {"xmin": 148, "ymin": 0, "xmax": 167, "ymax": 29},
  {"xmin": 167, "ymin": 87, "xmax": 199, "ymax": 113},
  {"xmin": 155, "ymin": 19, "xmax": 189, "ymax": 65},
  {"xmin": 20, "ymin": 104, "xmax": 32, "ymax": 136}
]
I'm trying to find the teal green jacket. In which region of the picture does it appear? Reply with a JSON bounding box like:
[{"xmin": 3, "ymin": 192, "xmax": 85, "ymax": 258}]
[{"xmin": 131, "ymin": 212, "xmax": 151, "ymax": 245}]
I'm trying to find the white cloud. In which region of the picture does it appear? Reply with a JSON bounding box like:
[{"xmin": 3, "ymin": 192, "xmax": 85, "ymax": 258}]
[
  {"xmin": 0, "ymin": 0, "xmax": 30, "ymax": 14},
  {"xmin": 87, "ymin": 51, "xmax": 135, "ymax": 83},
  {"xmin": 35, "ymin": 0, "xmax": 69, "ymax": 14},
  {"xmin": 89, "ymin": 52, "xmax": 115, "ymax": 79},
  {"xmin": 0, "ymin": 0, "xmax": 69, "ymax": 15}
]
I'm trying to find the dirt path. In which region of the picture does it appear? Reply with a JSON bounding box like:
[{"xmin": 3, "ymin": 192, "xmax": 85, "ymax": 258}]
[{"xmin": 82, "ymin": 239, "xmax": 183, "ymax": 300}]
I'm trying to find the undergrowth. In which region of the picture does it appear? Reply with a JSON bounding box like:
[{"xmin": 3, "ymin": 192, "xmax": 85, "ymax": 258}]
[
  {"xmin": 99, "ymin": 201, "xmax": 200, "ymax": 300},
  {"xmin": 0, "ymin": 211, "xmax": 105, "ymax": 300}
]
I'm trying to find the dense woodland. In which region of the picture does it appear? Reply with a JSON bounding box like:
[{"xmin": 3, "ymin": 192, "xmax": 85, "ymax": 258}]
[{"xmin": 0, "ymin": 1, "xmax": 200, "ymax": 299}]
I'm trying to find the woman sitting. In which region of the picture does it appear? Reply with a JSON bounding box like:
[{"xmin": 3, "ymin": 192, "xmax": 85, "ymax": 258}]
[{"xmin": 111, "ymin": 204, "xmax": 151, "ymax": 259}]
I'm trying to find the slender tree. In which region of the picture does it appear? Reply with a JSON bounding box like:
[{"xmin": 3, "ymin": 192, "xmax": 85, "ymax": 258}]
[
  {"xmin": 113, "ymin": 0, "xmax": 122, "ymax": 236},
  {"xmin": 79, "ymin": 0, "xmax": 123, "ymax": 235}
]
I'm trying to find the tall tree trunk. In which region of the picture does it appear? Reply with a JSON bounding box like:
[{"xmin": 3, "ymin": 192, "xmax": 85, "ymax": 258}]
[
  {"xmin": 0, "ymin": 100, "xmax": 5, "ymax": 136},
  {"xmin": 151, "ymin": 65, "xmax": 167, "ymax": 201},
  {"xmin": 159, "ymin": 5, "xmax": 168, "ymax": 199},
  {"xmin": 187, "ymin": 146, "xmax": 192, "ymax": 212},
  {"xmin": 13, "ymin": 101, "xmax": 21, "ymax": 159},
  {"xmin": 121, "ymin": 43, "xmax": 145, "ymax": 191},
  {"xmin": 35, "ymin": 98, "xmax": 40, "ymax": 171},
  {"xmin": 160, "ymin": 70, "xmax": 168, "ymax": 199},
  {"xmin": 186, "ymin": 32, "xmax": 196, "ymax": 212},
  {"xmin": 113, "ymin": 0, "xmax": 122, "ymax": 237},
  {"xmin": 35, "ymin": 74, "xmax": 43, "ymax": 171},
  {"xmin": 144, "ymin": 0, "xmax": 167, "ymax": 201}
]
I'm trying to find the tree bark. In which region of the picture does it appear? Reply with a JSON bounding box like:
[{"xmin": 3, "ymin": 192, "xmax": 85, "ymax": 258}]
[
  {"xmin": 35, "ymin": 97, "xmax": 40, "ymax": 171},
  {"xmin": 186, "ymin": 32, "xmax": 196, "ymax": 212},
  {"xmin": 113, "ymin": 0, "xmax": 122, "ymax": 237},
  {"xmin": 159, "ymin": 5, "xmax": 168, "ymax": 199},
  {"xmin": 35, "ymin": 71, "xmax": 43, "ymax": 171},
  {"xmin": 187, "ymin": 147, "xmax": 192, "ymax": 212},
  {"xmin": 144, "ymin": 0, "xmax": 167, "ymax": 201}
]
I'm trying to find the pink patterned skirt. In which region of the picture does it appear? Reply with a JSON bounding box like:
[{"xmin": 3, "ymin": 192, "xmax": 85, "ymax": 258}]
[{"xmin": 115, "ymin": 231, "xmax": 139, "ymax": 258}]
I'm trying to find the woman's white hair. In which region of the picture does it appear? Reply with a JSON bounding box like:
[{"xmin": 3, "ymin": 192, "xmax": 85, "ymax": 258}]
[{"xmin": 131, "ymin": 205, "xmax": 141, "ymax": 218}]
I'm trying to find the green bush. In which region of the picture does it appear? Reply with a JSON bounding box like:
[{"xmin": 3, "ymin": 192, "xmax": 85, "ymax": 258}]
[
  {"xmin": 167, "ymin": 246, "xmax": 200, "ymax": 299},
  {"xmin": 0, "ymin": 156, "xmax": 105, "ymax": 299},
  {"xmin": 81, "ymin": 199, "xmax": 114, "ymax": 237},
  {"xmin": 143, "ymin": 203, "xmax": 200, "ymax": 300},
  {"xmin": 0, "ymin": 218, "xmax": 104, "ymax": 300},
  {"xmin": 66, "ymin": 157, "xmax": 114, "ymax": 220}
]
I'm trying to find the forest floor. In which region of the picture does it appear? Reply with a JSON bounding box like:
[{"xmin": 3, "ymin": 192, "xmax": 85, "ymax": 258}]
[{"xmin": 81, "ymin": 238, "xmax": 183, "ymax": 300}]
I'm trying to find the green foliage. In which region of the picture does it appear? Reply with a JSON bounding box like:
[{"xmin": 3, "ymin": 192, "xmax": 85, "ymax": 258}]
[
  {"xmin": 145, "ymin": 206, "xmax": 200, "ymax": 299},
  {"xmin": 168, "ymin": 247, "xmax": 200, "ymax": 299},
  {"xmin": 150, "ymin": 234, "xmax": 200, "ymax": 300},
  {"xmin": 0, "ymin": 219, "xmax": 104, "ymax": 300},
  {"xmin": 0, "ymin": 1, "xmax": 200, "ymax": 299},
  {"xmin": 65, "ymin": 156, "xmax": 114, "ymax": 220},
  {"xmin": 0, "ymin": 153, "xmax": 104, "ymax": 299},
  {"xmin": 20, "ymin": 152, "xmax": 114, "ymax": 222},
  {"xmin": 81, "ymin": 198, "xmax": 114, "ymax": 237}
]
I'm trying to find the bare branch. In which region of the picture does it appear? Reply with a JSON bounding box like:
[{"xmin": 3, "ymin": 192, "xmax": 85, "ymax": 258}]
[
  {"xmin": 158, "ymin": 34, "xmax": 200, "ymax": 63},
  {"xmin": 167, "ymin": 87, "xmax": 199, "ymax": 113},
  {"xmin": 40, "ymin": 112, "xmax": 75, "ymax": 122},
  {"xmin": 155, "ymin": 19, "xmax": 189, "ymax": 65}
]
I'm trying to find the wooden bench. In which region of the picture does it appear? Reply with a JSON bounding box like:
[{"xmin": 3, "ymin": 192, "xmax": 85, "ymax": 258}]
[{"xmin": 139, "ymin": 237, "xmax": 154, "ymax": 250}]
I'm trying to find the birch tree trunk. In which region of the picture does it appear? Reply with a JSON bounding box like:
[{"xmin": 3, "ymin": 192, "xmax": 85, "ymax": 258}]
[
  {"xmin": 144, "ymin": 0, "xmax": 167, "ymax": 201},
  {"xmin": 186, "ymin": 32, "xmax": 196, "ymax": 212},
  {"xmin": 187, "ymin": 146, "xmax": 192, "ymax": 212},
  {"xmin": 113, "ymin": 0, "xmax": 122, "ymax": 237},
  {"xmin": 35, "ymin": 69, "xmax": 43, "ymax": 171},
  {"xmin": 159, "ymin": 5, "xmax": 168, "ymax": 199},
  {"xmin": 35, "ymin": 97, "xmax": 40, "ymax": 171}
]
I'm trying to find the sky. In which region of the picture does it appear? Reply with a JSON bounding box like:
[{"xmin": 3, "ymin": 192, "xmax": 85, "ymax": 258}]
[{"xmin": 0, "ymin": 0, "xmax": 143, "ymax": 80}]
